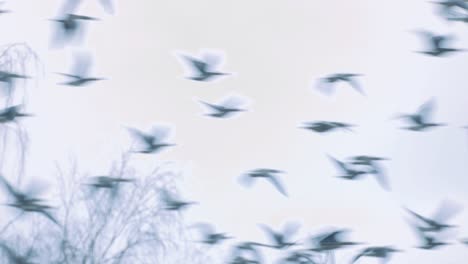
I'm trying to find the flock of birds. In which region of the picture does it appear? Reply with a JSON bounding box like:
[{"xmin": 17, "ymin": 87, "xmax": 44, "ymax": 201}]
[{"xmin": 0, "ymin": 0, "xmax": 466, "ymax": 263}]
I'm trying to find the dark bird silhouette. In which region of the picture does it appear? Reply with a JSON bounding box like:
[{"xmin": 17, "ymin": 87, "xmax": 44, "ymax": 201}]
[
  {"xmin": 0, "ymin": 175, "xmax": 59, "ymax": 226},
  {"xmin": 191, "ymin": 223, "xmax": 232, "ymax": 245},
  {"xmin": 239, "ymin": 168, "xmax": 288, "ymax": 196},
  {"xmin": 351, "ymin": 246, "xmax": 401, "ymax": 264},
  {"xmin": 328, "ymin": 156, "xmax": 367, "ymax": 180},
  {"xmin": 160, "ymin": 189, "xmax": 195, "ymax": 211},
  {"xmin": 430, "ymin": 0, "xmax": 468, "ymax": 9},
  {"xmin": 179, "ymin": 52, "xmax": 230, "ymax": 81},
  {"xmin": 127, "ymin": 125, "xmax": 175, "ymax": 154},
  {"xmin": 300, "ymin": 121, "xmax": 354, "ymax": 133},
  {"xmin": 0, "ymin": 105, "xmax": 32, "ymax": 124},
  {"xmin": 257, "ymin": 222, "xmax": 300, "ymax": 249},
  {"xmin": 414, "ymin": 228, "xmax": 451, "ymax": 250},
  {"xmin": 85, "ymin": 176, "xmax": 133, "ymax": 197},
  {"xmin": 395, "ymin": 99, "xmax": 446, "ymax": 131},
  {"xmin": 405, "ymin": 200, "xmax": 462, "ymax": 232},
  {"xmin": 230, "ymin": 242, "xmax": 263, "ymax": 264},
  {"xmin": 415, "ymin": 30, "xmax": 464, "ymax": 56},
  {"xmin": 57, "ymin": 53, "xmax": 105, "ymax": 86},
  {"xmin": 0, "ymin": 243, "xmax": 36, "ymax": 264},
  {"xmin": 199, "ymin": 96, "xmax": 247, "ymax": 118},
  {"xmin": 280, "ymin": 250, "xmax": 319, "ymax": 264},
  {"xmin": 316, "ymin": 73, "xmax": 364, "ymax": 95},
  {"xmin": 308, "ymin": 229, "xmax": 361, "ymax": 252},
  {"xmin": 348, "ymin": 156, "xmax": 389, "ymax": 166},
  {"xmin": 50, "ymin": 13, "xmax": 98, "ymax": 47}
]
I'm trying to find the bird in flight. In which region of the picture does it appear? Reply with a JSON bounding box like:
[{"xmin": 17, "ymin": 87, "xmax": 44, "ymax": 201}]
[
  {"xmin": 239, "ymin": 168, "xmax": 288, "ymax": 196},
  {"xmin": 308, "ymin": 228, "xmax": 361, "ymax": 252},
  {"xmin": 316, "ymin": 73, "xmax": 364, "ymax": 95},
  {"xmin": 414, "ymin": 227, "xmax": 451, "ymax": 250},
  {"xmin": 256, "ymin": 222, "xmax": 301, "ymax": 249},
  {"xmin": 57, "ymin": 53, "xmax": 105, "ymax": 87},
  {"xmin": 199, "ymin": 96, "xmax": 247, "ymax": 118},
  {"xmin": 85, "ymin": 176, "xmax": 134, "ymax": 197},
  {"xmin": 50, "ymin": 13, "xmax": 98, "ymax": 48},
  {"xmin": 405, "ymin": 200, "xmax": 462, "ymax": 233},
  {"xmin": 414, "ymin": 30, "xmax": 464, "ymax": 56},
  {"xmin": 351, "ymin": 246, "xmax": 402, "ymax": 264},
  {"xmin": 300, "ymin": 121, "xmax": 354, "ymax": 133},
  {"xmin": 395, "ymin": 99, "xmax": 446, "ymax": 131},
  {"xmin": 191, "ymin": 223, "xmax": 232, "ymax": 245},
  {"xmin": 127, "ymin": 125, "xmax": 175, "ymax": 154},
  {"xmin": 0, "ymin": 105, "xmax": 32, "ymax": 124},
  {"xmin": 160, "ymin": 189, "xmax": 196, "ymax": 211},
  {"xmin": 178, "ymin": 51, "xmax": 230, "ymax": 82}
]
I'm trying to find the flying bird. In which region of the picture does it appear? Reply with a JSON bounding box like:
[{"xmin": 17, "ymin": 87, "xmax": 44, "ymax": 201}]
[
  {"xmin": 239, "ymin": 168, "xmax": 288, "ymax": 196},
  {"xmin": 191, "ymin": 223, "xmax": 232, "ymax": 245},
  {"xmin": 351, "ymin": 246, "xmax": 402, "ymax": 264},
  {"xmin": 160, "ymin": 189, "xmax": 196, "ymax": 211},
  {"xmin": 199, "ymin": 96, "xmax": 247, "ymax": 118},
  {"xmin": 0, "ymin": 105, "xmax": 32, "ymax": 124},
  {"xmin": 316, "ymin": 73, "xmax": 364, "ymax": 95},
  {"xmin": 405, "ymin": 200, "xmax": 462, "ymax": 232},
  {"xmin": 50, "ymin": 13, "xmax": 98, "ymax": 48},
  {"xmin": 300, "ymin": 121, "xmax": 354, "ymax": 133},
  {"xmin": 328, "ymin": 156, "xmax": 367, "ymax": 180},
  {"xmin": 127, "ymin": 125, "xmax": 175, "ymax": 154},
  {"xmin": 415, "ymin": 31, "xmax": 464, "ymax": 56},
  {"xmin": 395, "ymin": 99, "xmax": 446, "ymax": 131},
  {"xmin": 179, "ymin": 52, "xmax": 230, "ymax": 81},
  {"xmin": 308, "ymin": 229, "xmax": 361, "ymax": 252},
  {"xmin": 257, "ymin": 222, "xmax": 300, "ymax": 249},
  {"xmin": 85, "ymin": 176, "xmax": 134, "ymax": 197},
  {"xmin": 57, "ymin": 53, "xmax": 105, "ymax": 86},
  {"xmin": 414, "ymin": 227, "xmax": 451, "ymax": 250}
]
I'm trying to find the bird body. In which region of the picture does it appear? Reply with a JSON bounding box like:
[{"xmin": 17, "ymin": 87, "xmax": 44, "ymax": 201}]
[
  {"xmin": 301, "ymin": 121, "xmax": 354, "ymax": 133},
  {"xmin": 240, "ymin": 168, "xmax": 288, "ymax": 196},
  {"xmin": 180, "ymin": 53, "xmax": 230, "ymax": 82},
  {"xmin": 316, "ymin": 73, "xmax": 364, "ymax": 95}
]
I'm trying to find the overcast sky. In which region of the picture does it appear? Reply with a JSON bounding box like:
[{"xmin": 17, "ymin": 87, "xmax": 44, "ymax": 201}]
[{"xmin": 2, "ymin": 0, "xmax": 468, "ymax": 263}]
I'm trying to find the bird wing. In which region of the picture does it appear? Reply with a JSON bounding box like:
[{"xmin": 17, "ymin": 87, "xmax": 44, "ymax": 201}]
[
  {"xmin": 199, "ymin": 100, "xmax": 224, "ymax": 112},
  {"xmin": 351, "ymin": 249, "xmax": 367, "ymax": 263},
  {"xmin": 183, "ymin": 55, "xmax": 207, "ymax": 73},
  {"xmin": 267, "ymin": 175, "xmax": 288, "ymax": 196},
  {"xmin": 283, "ymin": 222, "xmax": 301, "ymax": 239},
  {"xmin": 258, "ymin": 224, "xmax": 279, "ymax": 245},
  {"xmin": 58, "ymin": 0, "xmax": 81, "ymax": 15},
  {"xmin": 432, "ymin": 199, "xmax": 463, "ymax": 223},
  {"xmin": 405, "ymin": 208, "xmax": 433, "ymax": 225},
  {"xmin": 98, "ymin": 0, "xmax": 115, "ymax": 14},
  {"xmin": 72, "ymin": 53, "xmax": 92, "ymax": 77},
  {"xmin": 24, "ymin": 178, "xmax": 48, "ymax": 198},
  {"xmin": 149, "ymin": 125, "xmax": 171, "ymax": 142},
  {"xmin": 202, "ymin": 53, "xmax": 222, "ymax": 69},
  {"xmin": 348, "ymin": 78, "xmax": 365, "ymax": 95},
  {"xmin": 315, "ymin": 79, "xmax": 334, "ymax": 95},
  {"xmin": 417, "ymin": 99, "xmax": 435, "ymax": 122},
  {"xmin": 0, "ymin": 175, "xmax": 19, "ymax": 199},
  {"xmin": 328, "ymin": 155, "xmax": 349, "ymax": 174},
  {"xmin": 127, "ymin": 127, "xmax": 154, "ymax": 147},
  {"xmin": 39, "ymin": 209, "xmax": 60, "ymax": 226},
  {"xmin": 220, "ymin": 96, "xmax": 245, "ymax": 109},
  {"xmin": 371, "ymin": 163, "xmax": 391, "ymax": 191}
]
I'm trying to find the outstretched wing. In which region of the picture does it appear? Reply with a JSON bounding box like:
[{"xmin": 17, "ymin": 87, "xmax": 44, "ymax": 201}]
[
  {"xmin": 182, "ymin": 55, "xmax": 207, "ymax": 74},
  {"xmin": 99, "ymin": 0, "xmax": 115, "ymax": 14},
  {"xmin": 149, "ymin": 125, "xmax": 171, "ymax": 143},
  {"xmin": 371, "ymin": 163, "xmax": 390, "ymax": 191},
  {"xmin": 417, "ymin": 99, "xmax": 435, "ymax": 123},
  {"xmin": 71, "ymin": 53, "xmax": 92, "ymax": 77},
  {"xmin": 0, "ymin": 175, "xmax": 19, "ymax": 199},
  {"xmin": 432, "ymin": 199, "xmax": 463, "ymax": 223},
  {"xmin": 267, "ymin": 175, "xmax": 288, "ymax": 196}
]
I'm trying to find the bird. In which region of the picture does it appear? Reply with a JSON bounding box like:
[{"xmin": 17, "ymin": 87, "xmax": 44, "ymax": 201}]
[
  {"xmin": 257, "ymin": 222, "xmax": 300, "ymax": 249},
  {"xmin": 50, "ymin": 13, "xmax": 98, "ymax": 47},
  {"xmin": 308, "ymin": 229, "xmax": 361, "ymax": 252},
  {"xmin": 316, "ymin": 73, "xmax": 364, "ymax": 95},
  {"xmin": 430, "ymin": 0, "xmax": 468, "ymax": 10},
  {"xmin": 414, "ymin": 31, "xmax": 464, "ymax": 56},
  {"xmin": 127, "ymin": 125, "xmax": 175, "ymax": 154},
  {"xmin": 0, "ymin": 242, "xmax": 37, "ymax": 264},
  {"xmin": 415, "ymin": 228, "xmax": 451, "ymax": 250},
  {"xmin": 395, "ymin": 99, "xmax": 446, "ymax": 131},
  {"xmin": 280, "ymin": 250, "xmax": 319, "ymax": 264},
  {"xmin": 57, "ymin": 53, "xmax": 105, "ymax": 86},
  {"xmin": 348, "ymin": 156, "xmax": 389, "ymax": 166},
  {"xmin": 328, "ymin": 156, "xmax": 367, "ymax": 180},
  {"xmin": 405, "ymin": 200, "xmax": 462, "ymax": 232},
  {"xmin": 179, "ymin": 52, "xmax": 230, "ymax": 81},
  {"xmin": 300, "ymin": 121, "xmax": 354, "ymax": 133},
  {"xmin": 230, "ymin": 242, "xmax": 263, "ymax": 264},
  {"xmin": 191, "ymin": 223, "xmax": 232, "ymax": 245},
  {"xmin": 0, "ymin": 175, "xmax": 59, "ymax": 226},
  {"xmin": 85, "ymin": 176, "xmax": 134, "ymax": 197},
  {"xmin": 239, "ymin": 168, "xmax": 288, "ymax": 196},
  {"xmin": 0, "ymin": 105, "xmax": 32, "ymax": 124},
  {"xmin": 0, "ymin": 71, "xmax": 28, "ymax": 84},
  {"xmin": 199, "ymin": 96, "xmax": 247, "ymax": 118},
  {"xmin": 351, "ymin": 246, "xmax": 402, "ymax": 264},
  {"xmin": 0, "ymin": 2, "xmax": 10, "ymax": 15},
  {"xmin": 160, "ymin": 189, "xmax": 195, "ymax": 211}
]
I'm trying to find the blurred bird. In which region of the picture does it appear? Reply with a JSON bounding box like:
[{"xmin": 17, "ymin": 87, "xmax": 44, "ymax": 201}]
[
  {"xmin": 50, "ymin": 14, "xmax": 98, "ymax": 47},
  {"xmin": 127, "ymin": 125, "xmax": 175, "ymax": 154},
  {"xmin": 0, "ymin": 175, "xmax": 59, "ymax": 226},
  {"xmin": 430, "ymin": 0, "xmax": 468, "ymax": 10},
  {"xmin": 257, "ymin": 222, "xmax": 300, "ymax": 249},
  {"xmin": 57, "ymin": 53, "xmax": 105, "ymax": 86},
  {"xmin": 280, "ymin": 250, "xmax": 319, "ymax": 264},
  {"xmin": 351, "ymin": 246, "xmax": 402, "ymax": 264},
  {"xmin": 230, "ymin": 242, "xmax": 263, "ymax": 264},
  {"xmin": 0, "ymin": 105, "xmax": 32, "ymax": 124},
  {"xmin": 300, "ymin": 121, "xmax": 354, "ymax": 133},
  {"xmin": 405, "ymin": 200, "xmax": 462, "ymax": 232},
  {"xmin": 0, "ymin": 71, "xmax": 29, "ymax": 84},
  {"xmin": 239, "ymin": 168, "xmax": 288, "ymax": 196},
  {"xmin": 316, "ymin": 73, "xmax": 364, "ymax": 95},
  {"xmin": 348, "ymin": 156, "xmax": 389, "ymax": 166},
  {"xmin": 0, "ymin": 2, "xmax": 10, "ymax": 15},
  {"xmin": 199, "ymin": 96, "xmax": 247, "ymax": 118},
  {"xmin": 308, "ymin": 229, "xmax": 361, "ymax": 252},
  {"xmin": 179, "ymin": 52, "xmax": 230, "ymax": 81},
  {"xmin": 395, "ymin": 99, "xmax": 446, "ymax": 131},
  {"xmin": 160, "ymin": 189, "xmax": 195, "ymax": 211},
  {"xmin": 0, "ymin": 243, "xmax": 36, "ymax": 264},
  {"xmin": 415, "ymin": 228, "xmax": 451, "ymax": 250},
  {"xmin": 85, "ymin": 176, "xmax": 133, "ymax": 197},
  {"xmin": 415, "ymin": 31, "xmax": 464, "ymax": 56},
  {"xmin": 328, "ymin": 156, "xmax": 367, "ymax": 180},
  {"xmin": 191, "ymin": 223, "xmax": 232, "ymax": 245}
]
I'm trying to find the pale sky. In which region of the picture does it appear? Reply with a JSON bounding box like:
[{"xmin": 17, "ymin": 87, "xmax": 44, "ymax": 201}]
[{"xmin": 1, "ymin": 0, "xmax": 468, "ymax": 263}]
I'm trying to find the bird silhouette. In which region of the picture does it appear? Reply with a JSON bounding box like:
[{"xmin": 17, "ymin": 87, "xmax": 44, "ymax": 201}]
[
  {"xmin": 257, "ymin": 222, "xmax": 300, "ymax": 249},
  {"xmin": 280, "ymin": 250, "xmax": 319, "ymax": 264},
  {"xmin": 414, "ymin": 227, "xmax": 451, "ymax": 250},
  {"xmin": 0, "ymin": 105, "xmax": 32, "ymax": 124},
  {"xmin": 160, "ymin": 189, "xmax": 196, "ymax": 211},
  {"xmin": 127, "ymin": 125, "xmax": 175, "ymax": 154},
  {"xmin": 351, "ymin": 246, "xmax": 402, "ymax": 264},
  {"xmin": 57, "ymin": 53, "xmax": 105, "ymax": 86},
  {"xmin": 179, "ymin": 52, "xmax": 230, "ymax": 81},
  {"xmin": 316, "ymin": 73, "xmax": 364, "ymax": 95},
  {"xmin": 85, "ymin": 176, "xmax": 134, "ymax": 197},
  {"xmin": 308, "ymin": 229, "xmax": 361, "ymax": 252},
  {"xmin": 328, "ymin": 156, "xmax": 367, "ymax": 180},
  {"xmin": 239, "ymin": 168, "xmax": 288, "ymax": 196},
  {"xmin": 415, "ymin": 30, "xmax": 464, "ymax": 56},
  {"xmin": 395, "ymin": 99, "xmax": 446, "ymax": 131},
  {"xmin": 50, "ymin": 13, "xmax": 98, "ymax": 47},
  {"xmin": 199, "ymin": 96, "xmax": 247, "ymax": 118},
  {"xmin": 0, "ymin": 175, "xmax": 59, "ymax": 226},
  {"xmin": 300, "ymin": 121, "xmax": 354, "ymax": 133},
  {"xmin": 190, "ymin": 223, "xmax": 232, "ymax": 245},
  {"xmin": 405, "ymin": 200, "xmax": 462, "ymax": 232}
]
